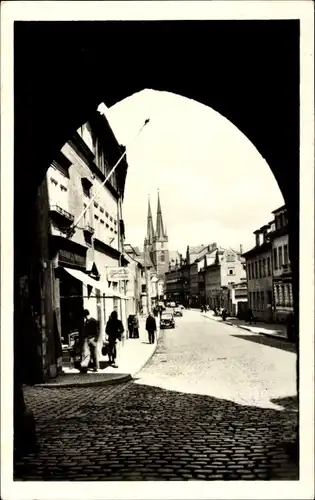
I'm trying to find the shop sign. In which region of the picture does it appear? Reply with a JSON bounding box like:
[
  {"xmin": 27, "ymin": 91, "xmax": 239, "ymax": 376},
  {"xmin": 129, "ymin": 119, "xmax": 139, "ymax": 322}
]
[{"xmin": 107, "ymin": 267, "xmax": 130, "ymax": 281}]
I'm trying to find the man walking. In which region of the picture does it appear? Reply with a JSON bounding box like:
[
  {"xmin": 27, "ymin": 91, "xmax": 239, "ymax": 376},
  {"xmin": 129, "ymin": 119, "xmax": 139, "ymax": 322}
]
[{"xmin": 146, "ymin": 311, "xmax": 157, "ymax": 344}]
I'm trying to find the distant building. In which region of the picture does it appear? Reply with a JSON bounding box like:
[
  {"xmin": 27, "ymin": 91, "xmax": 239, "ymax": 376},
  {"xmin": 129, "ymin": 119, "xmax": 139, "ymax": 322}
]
[
  {"xmin": 186, "ymin": 243, "xmax": 217, "ymax": 307},
  {"xmin": 229, "ymin": 281, "xmax": 248, "ymax": 319},
  {"xmin": 143, "ymin": 192, "xmax": 170, "ymax": 280},
  {"xmin": 124, "ymin": 243, "xmax": 158, "ymax": 315},
  {"xmin": 123, "ymin": 244, "xmax": 144, "ymax": 317},
  {"xmin": 204, "ymin": 248, "xmax": 246, "ymax": 310},
  {"xmin": 164, "ymin": 264, "xmax": 190, "ymax": 306}
]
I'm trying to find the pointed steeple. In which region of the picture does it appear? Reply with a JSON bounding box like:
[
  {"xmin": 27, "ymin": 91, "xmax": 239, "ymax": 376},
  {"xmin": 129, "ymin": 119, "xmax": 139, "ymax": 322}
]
[
  {"xmin": 156, "ymin": 190, "xmax": 166, "ymax": 240},
  {"xmin": 146, "ymin": 196, "xmax": 155, "ymax": 244}
]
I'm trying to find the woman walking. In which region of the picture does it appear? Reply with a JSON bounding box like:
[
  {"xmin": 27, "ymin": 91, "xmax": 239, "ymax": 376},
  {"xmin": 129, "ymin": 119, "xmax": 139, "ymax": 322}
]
[{"xmin": 105, "ymin": 311, "xmax": 124, "ymax": 368}]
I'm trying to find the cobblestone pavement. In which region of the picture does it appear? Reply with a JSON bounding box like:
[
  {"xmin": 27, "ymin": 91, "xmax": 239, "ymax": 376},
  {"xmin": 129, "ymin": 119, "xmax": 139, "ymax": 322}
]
[{"xmin": 14, "ymin": 311, "xmax": 298, "ymax": 481}]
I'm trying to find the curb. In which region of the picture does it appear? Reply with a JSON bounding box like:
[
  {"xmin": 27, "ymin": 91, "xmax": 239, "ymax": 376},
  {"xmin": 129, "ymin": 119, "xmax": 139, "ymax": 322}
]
[
  {"xmin": 35, "ymin": 330, "xmax": 161, "ymax": 389},
  {"xmin": 34, "ymin": 374, "xmax": 132, "ymax": 389},
  {"xmin": 202, "ymin": 313, "xmax": 289, "ymax": 342}
]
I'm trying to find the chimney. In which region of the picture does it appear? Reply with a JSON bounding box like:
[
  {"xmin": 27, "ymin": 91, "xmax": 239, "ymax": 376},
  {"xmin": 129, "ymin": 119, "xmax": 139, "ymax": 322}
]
[
  {"xmin": 240, "ymin": 244, "xmax": 243, "ymax": 255},
  {"xmin": 254, "ymin": 230, "xmax": 260, "ymax": 247}
]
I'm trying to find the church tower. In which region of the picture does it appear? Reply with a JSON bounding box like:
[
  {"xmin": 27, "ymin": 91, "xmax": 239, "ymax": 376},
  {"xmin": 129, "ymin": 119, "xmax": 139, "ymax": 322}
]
[
  {"xmin": 144, "ymin": 196, "xmax": 155, "ymax": 265},
  {"xmin": 152, "ymin": 190, "xmax": 169, "ymax": 278}
]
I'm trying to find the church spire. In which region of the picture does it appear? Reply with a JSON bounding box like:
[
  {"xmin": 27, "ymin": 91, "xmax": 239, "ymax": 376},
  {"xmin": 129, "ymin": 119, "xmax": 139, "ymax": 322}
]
[
  {"xmin": 156, "ymin": 190, "xmax": 166, "ymax": 240},
  {"xmin": 146, "ymin": 196, "xmax": 155, "ymax": 244}
]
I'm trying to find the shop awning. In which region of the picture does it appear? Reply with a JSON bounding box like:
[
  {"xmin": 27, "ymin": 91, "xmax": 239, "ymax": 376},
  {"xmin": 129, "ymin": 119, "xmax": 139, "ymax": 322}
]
[
  {"xmin": 63, "ymin": 267, "xmax": 108, "ymax": 293},
  {"xmin": 63, "ymin": 267, "xmax": 130, "ymax": 299}
]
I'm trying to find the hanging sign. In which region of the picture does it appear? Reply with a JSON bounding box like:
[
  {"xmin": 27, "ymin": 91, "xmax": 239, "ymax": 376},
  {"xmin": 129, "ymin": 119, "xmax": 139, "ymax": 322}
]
[{"xmin": 107, "ymin": 267, "xmax": 131, "ymax": 281}]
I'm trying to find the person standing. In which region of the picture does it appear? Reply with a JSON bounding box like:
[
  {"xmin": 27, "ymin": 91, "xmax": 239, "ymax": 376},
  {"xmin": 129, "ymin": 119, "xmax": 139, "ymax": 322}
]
[
  {"xmin": 128, "ymin": 314, "xmax": 134, "ymax": 339},
  {"xmin": 146, "ymin": 311, "xmax": 157, "ymax": 344},
  {"xmin": 80, "ymin": 309, "xmax": 99, "ymax": 373},
  {"xmin": 133, "ymin": 314, "xmax": 140, "ymax": 339},
  {"xmin": 105, "ymin": 311, "xmax": 124, "ymax": 368}
]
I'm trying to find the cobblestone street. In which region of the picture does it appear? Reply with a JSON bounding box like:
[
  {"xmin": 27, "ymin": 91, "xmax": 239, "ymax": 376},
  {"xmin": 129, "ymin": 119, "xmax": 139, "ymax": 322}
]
[{"xmin": 14, "ymin": 311, "xmax": 298, "ymax": 481}]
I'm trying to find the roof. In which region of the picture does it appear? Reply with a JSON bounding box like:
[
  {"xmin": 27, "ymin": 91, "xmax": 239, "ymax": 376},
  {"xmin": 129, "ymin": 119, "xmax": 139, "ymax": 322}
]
[
  {"xmin": 188, "ymin": 243, "xmax": 218, "ymax": 263},
  {"xmin": 169, "ymin": 250, "xmax": 181, "ymax": 263},
  {"xmin": 124, "ymin": 243, "xmax": 141, "ymax": 256},
  {"xmin": 242, "ymin": 241, "xmax": 272, "ymax": 258},
  {"xmin": 272, "ymin": 204, "xmax": 286, "ymax": 215}
]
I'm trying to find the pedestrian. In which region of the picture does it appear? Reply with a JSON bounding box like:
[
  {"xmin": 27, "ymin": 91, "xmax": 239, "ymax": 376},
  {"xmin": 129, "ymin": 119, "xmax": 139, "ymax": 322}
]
[
  {"xmin": 128, "ymin": 314, "xmax": 134, "ymax": 339},
  {"xmin": 80, "ymin": 309, "xmax": 99, "ymax": 373},
  {"xmin": 105, "ymin": 311, "xmax": 124, "ymax": 368},
  {"xmin": 159, "ymin": 306, "xmax": 163, "ymax": 320},
  {"xmin": 247, "ymin": 307, "xmax": 253, "ymax": 325},
  {"xmin": 146, "ymin": 311, "xmax": 157, "ymax": 344},
  {"xmin": 133, "ymin": 314, "xmax": 140, "ymax": 339}
]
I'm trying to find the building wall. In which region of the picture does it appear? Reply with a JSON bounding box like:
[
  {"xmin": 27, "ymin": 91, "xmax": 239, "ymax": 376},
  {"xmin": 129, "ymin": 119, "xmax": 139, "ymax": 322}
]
[
  {"xmin": 204, "ymin": 265, "xmax": 221, "ymax": 307},
  {"xmin": 42, "ymin": 113, "xmax": 128, "ymax": 376},
  {"xmin": 246, "ymin": 249, "xmax": 273, "ymax": 322},
  {"xmin": 153, "ymin": 239, "xmax": 170, "ymax": 278},
  {"xmin": 220, "ymin": 249, "xmax": 246, "ymax": 287}
]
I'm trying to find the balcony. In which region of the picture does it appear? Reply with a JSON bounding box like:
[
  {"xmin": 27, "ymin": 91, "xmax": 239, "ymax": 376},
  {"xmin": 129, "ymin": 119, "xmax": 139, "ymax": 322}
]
[{"xmin": 49, "ymin": 205, "xmax": 74, "ymax": 226}]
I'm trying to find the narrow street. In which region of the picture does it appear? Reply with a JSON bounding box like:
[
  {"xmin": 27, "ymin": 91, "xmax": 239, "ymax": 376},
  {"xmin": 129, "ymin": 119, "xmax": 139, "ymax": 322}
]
[{"xmin": 14, "ymin": 310, "xmax": 298, "ymax": 481}]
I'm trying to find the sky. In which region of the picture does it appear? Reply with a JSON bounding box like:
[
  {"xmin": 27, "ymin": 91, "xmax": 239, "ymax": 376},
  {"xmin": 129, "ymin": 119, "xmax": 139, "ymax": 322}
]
[{"xmin": 99, "ymin": 89, "xmax": 284, "ymax": 256}]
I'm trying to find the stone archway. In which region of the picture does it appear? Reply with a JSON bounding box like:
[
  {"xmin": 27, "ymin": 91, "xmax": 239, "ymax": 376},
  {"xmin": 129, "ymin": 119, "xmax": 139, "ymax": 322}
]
[{"xmin": 13, "ymin": 20, "xmax": 299, "ymax": 452}]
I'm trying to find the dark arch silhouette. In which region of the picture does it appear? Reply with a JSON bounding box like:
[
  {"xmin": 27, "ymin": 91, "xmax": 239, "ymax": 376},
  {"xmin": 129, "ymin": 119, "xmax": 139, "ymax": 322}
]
[{"xmin": 13, "ymin": 20, "xmax": 299, "ymax": 455}]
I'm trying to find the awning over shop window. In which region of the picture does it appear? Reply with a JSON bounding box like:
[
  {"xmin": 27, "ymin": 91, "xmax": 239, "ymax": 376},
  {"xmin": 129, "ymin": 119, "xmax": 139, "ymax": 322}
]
[
  {"xmin": 63, "ymin": 267, "xmax": 108, "ymax": 293},
  {"xmin": 63, "ymin": 267, "xmax": 130, "ymax": 299}
]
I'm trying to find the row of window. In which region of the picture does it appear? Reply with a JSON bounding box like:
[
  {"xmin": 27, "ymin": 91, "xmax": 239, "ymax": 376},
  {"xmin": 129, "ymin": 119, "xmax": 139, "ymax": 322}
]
[
  {"xmin": 247, "ymin": 257, "xmax": 272, "ymax": 280},
  {"xmin": 249, "ymin": 290, "xmax": 273, "ymax": 310},
  {"xmin": 273, "ymin": 244, "xmax": 289, "ymax": 270},
  {"xmin": 93, "ymin": 201, "xmax": 117, "ymax": 225}
]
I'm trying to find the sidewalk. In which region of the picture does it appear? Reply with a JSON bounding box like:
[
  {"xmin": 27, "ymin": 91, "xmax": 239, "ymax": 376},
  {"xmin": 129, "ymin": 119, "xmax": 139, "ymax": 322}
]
[
  {"xmin": 202, "ymin": 311, "xmax": 288, "ymax": 340},
  {"xmin": 36, "ymin": 317, "xmax": 160, "ymax": 388}
]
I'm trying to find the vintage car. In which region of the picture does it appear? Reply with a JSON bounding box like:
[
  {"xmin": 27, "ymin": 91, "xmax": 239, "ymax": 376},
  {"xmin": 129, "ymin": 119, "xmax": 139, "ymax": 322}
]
[
  {"xmin": 173, "ymin": 307, "xmax": 183, "ymax": 317},
  {"xmin": 160, "ymin": 312, "xmax": 175, "ymax": 329}
]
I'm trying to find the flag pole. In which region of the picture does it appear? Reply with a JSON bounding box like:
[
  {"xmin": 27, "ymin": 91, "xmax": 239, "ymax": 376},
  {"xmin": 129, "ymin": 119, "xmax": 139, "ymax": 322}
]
[{"xmin": 65, "ymin": 118, "xmax": 150, "ymax": 238}]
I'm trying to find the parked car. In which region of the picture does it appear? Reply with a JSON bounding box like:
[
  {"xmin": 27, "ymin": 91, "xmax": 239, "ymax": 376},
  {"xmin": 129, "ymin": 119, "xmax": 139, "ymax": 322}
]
[
  {"xmin": 160, "ymin": 312, "xmax": 175, "ymax": 329},
  {"xmin": 173, "ymin": 307, "xmax": 183, "ymax": 317}
]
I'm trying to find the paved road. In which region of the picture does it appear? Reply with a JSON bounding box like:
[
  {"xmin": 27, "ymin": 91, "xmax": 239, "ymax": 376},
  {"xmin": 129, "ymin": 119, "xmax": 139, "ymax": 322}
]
[{"xmin": 14, "ymin": 310, "xmax": 298, "ymax": 481}]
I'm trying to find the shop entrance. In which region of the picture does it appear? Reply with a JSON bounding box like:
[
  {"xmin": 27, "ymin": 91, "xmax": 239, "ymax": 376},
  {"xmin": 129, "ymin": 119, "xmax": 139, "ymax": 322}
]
[{"xmin": 59, "ymin": 274, "xmax": 84, "ymax": 346}]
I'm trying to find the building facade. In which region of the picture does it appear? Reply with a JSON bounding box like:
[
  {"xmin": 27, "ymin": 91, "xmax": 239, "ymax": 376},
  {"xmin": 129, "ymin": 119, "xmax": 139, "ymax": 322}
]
[
  {"xmin": 243, "ymin": 204, "xmax": 293, "ymax": 324},
  {"xmin": 243, "ymin": 227, "xmax": 274, "ymax": 322},
  {"xmin": 228, "ymin": 281, "xmax": 248, "ymax": 319},
  {"xmin": 164, "ymin": 264, "xmax": 190, "ymax": 306},
  {"xmin": 204, "ymin": 248, "xmax": 246, "ymax": 309},
  {"xmin": 269, "ymin": 206, "xmax": 293, "ymax": 323},
  {"xmin": 37, "ymin": 109, "xmax": 129, "ymax": 378},
  {"xmin": 187, "ymin": 243, "xmax": 217, "ymax": 307}
]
